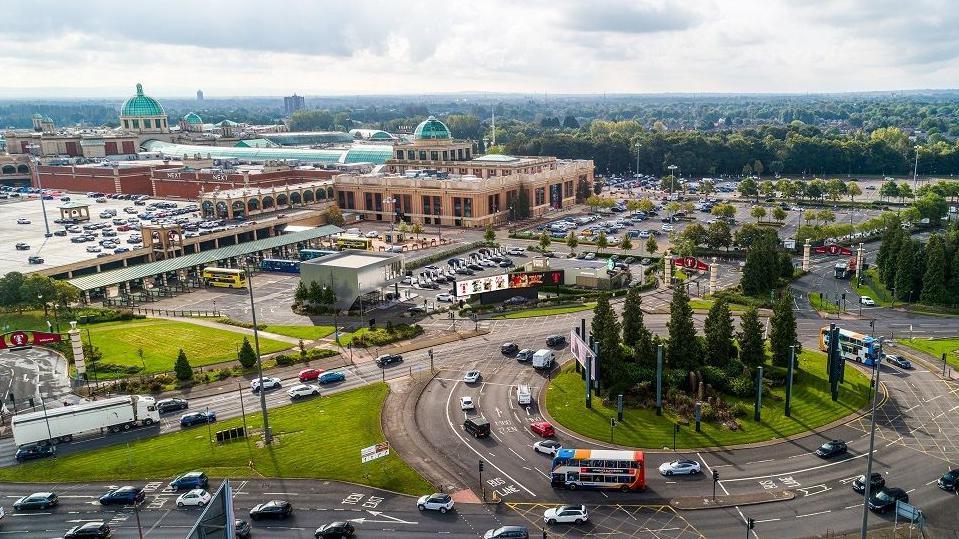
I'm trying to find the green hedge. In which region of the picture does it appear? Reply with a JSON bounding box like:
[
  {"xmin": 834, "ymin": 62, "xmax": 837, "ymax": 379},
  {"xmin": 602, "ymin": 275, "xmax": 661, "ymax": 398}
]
[
  {"xmin": 407, "ymin": 241, "xmax": 486, "ymax": 270},
  {"xmin": 352, "ymin": 324, "xmax": 424, "ymax": 348}
]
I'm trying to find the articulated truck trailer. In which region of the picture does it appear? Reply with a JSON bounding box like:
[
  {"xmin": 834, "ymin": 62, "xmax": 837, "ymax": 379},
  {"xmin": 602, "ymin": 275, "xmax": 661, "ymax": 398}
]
[{"xmin": 11, "ymin": 395, "xmax": 159, "ymax": 447}]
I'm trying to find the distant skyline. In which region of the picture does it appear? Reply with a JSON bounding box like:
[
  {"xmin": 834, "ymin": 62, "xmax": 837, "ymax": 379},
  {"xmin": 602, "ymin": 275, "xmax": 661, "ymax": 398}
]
[{"xmin": 5, "ymin": 0, "xmax": 959, "ymax": 98}]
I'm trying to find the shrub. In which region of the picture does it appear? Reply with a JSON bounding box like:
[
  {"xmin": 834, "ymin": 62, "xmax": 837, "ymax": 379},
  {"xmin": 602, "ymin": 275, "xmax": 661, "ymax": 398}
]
[
  {"xmin": 728, "ymin": 374, "xmax": 754, "ymax": 397},
  {"xmin": 731, "ymin": 402, "xmax": 750, "ymax": 418},
  {"xmin": 308, "ymin": 348, "xmax": 338, "ymax": 360},
  {"xmin": 273, "ymin": 354, "xmax": 296, "ymax": 367},
  {"xmin": 664, "ymin": 369, "xmax": 687, "ymax": 391},
  {"xmin": 173, "ymin": 349, "xmax": 192, "ymax": 381},
  {"xmin": 215, "ymin": 369, "xmax": 232, "ymax": 381},
  {"xmin": 352, "ymin": 324, "xmax": 423, "ymax": 347},
  {"xmin": 701, "ymin": 365, "xmax": 727, "ymax": 391}
]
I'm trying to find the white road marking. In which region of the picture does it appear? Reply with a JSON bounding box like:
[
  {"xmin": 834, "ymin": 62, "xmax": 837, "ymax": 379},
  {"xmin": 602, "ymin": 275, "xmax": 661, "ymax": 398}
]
[
  {"xmin": 507, "ymin": 447, "xmax": 527, "ymax": 462},
  {"xmin": 755, "ymin": 518, "xmax": 781, "ymax": 523},
  {"xmin": 746, "ymin": 458, "xmax": 774, "ymax": 465},
  {"xmin": 796, "ymin": 510, "xmax": 832, "ymax": 518}
]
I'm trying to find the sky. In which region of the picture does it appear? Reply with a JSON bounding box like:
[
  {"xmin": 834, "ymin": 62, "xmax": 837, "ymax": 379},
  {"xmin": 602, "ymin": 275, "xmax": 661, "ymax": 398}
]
[{"xmin": 4, "ymin": 0, "xmax": 959, "ymax": 98}]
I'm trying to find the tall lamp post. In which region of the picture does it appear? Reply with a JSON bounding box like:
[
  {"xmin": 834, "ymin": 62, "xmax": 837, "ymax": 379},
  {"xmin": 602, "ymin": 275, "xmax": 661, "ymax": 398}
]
[
  {"xmin": 667, "ymin": 164, "xmax": 678, "ymax": 195},
  {"xmin": 32, "ymin": 158, "xmax": 52, "ymax": 238},
  {"xmin": 912, "ymin": 145, "xmax": 921, "ymax": 189},
  {"xmin": 859, "ymin": 355, "xmax": 882, "ymax": 539},
  {"xmin": 244, "ymin": 259, "xmax": 272, "ymax": 445},
  {"xmin": 635, "ymin": 143, "xmax": 642, "ymax": 177}
]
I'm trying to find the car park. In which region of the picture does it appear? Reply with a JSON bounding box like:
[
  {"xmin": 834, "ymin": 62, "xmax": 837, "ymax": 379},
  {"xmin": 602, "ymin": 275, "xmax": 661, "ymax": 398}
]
[
  {"xmin": 852, "ymin": 472, "xmax": 885, "ymax": 494},
  {"xmin": 288, "ymin": 384, "xmax": 320, "ymax": 399},
  {"xmin": 157, "ymin": 398, "xmax": 189, "ymax": 414},
  {"xmin": 13, "ymin": 492, "xmax": 59, "ymax": 510},
  {"xmin": 815, "ymin": 439, "xmax": 848, "ymax": 458},
  {"xmin": 64, "ymin": 522, "xmax": 111, "ymax": 538},
  {"xmin": 99, "ymin": 486, "xmax": 144, "ymax": 506},
  {"xmin": 376, "ymin": 354, "xmax": 403, "ymax": 367},
  {"xmin": 318, "ymin": 371, "xmax": 346, "ymax": 384},
  {"xmin": 251, "ymin": 377, "xmax": 282, "ymax": 392},
  {"xmin": 417, "ymin": 493, "xmax": 454, "ymax": 513},
  {"xmin": 315, "ymin": 522, "xmax": 356, "ymax": 538},
  {"xmin": 868, "ymin": 487, "xmax": 908, "ymax": 513},
  {"xmin": 658, "ymin": 459, "xmax": 701, "ymax": 476},
  {"xmin": 544, "ymin": 504, "xmax": 588, "ymax": 525},
  {"xmin": 176, "ymin": 489, "xmax": 212, "ymax": 508},
  {"xmin": 180, "ymin": 410, "xmax": 216, "ymax": 427},
  {"xmin": 464, "ymin": 370, "xmax": 481, "ymax": 384},
  {"xmin": 530, "ymin": 421, "xmax": 555, "ymax": 437},
  {"xmin": 170, "ymin": 471, "xmax": 208, "ymax": 491},
  {"xmin": 249, "ymin": 500, "xmax": 293, "ymax": 520},
  {"xmin": 533, "ymin": 440, "xmax": 562, "ymax": 456},
  {"xmin": 885, "ymin": 355, "xmax": 912, "ymax": 369}
]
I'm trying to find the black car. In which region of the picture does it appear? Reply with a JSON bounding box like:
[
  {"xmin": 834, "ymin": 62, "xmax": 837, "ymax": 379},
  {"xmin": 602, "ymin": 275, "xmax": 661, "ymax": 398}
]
[
  {"xmin": 516, "ymin": 349, "xmax": 535, "ymax": 362},
  {"xmin": 503, "ymin": 296, "xmax": 528, "ymax": 306},
  {"xmin": 852, "ymin": 472, "xmax": 885, "ymax": 494},
  {"xmin": 407, "ymin": 306, "xmax": 427, "ymax": 314},
  {"xmin": 27, "ymin": 256, "xmax": 44, "ymax": 264},
  {"xmin": 64, "ymin": 522, "xmax": 111, "ymax": 538},
  {"xmin": 814, "ymin": 440, "xmax": 847, "ymax": 458},
  {"xmin": 157, "ymin": 398, "xmax": 189, "ymax": 414},
  {"xmin": 15, "ymin": 443, "xmax": 55, "ymax": 462},
  {"xmin": 170, "ymin": 471, "xmax": 209, "ymax": 491},
  {"xmin": 54, "ymin": 229, "xmax": 68, "ymax": 236},
  {"xmin": 13, "ymin": 492, "xmax": 59, "ymax": 510},
  {"xmin": 501, "ymin": 342, "xmax": 519, "ymax": 355},
  {"xmin": 180, "ymin": 411, "xmax": 216, "ymax": 427},
  {"xmin": 868, "ymin": 487, "xmax": 909, "ymax": 513},
  {"xmin": 235, "ymin": 519, "xmax": 252, "ymax": 538},
  {"xmin": 937, "ymin": 469, "xmax": 959, "ymax": 491},
  {"xmin": 15, "ymin": 242, "xmax": 29, "ymax": 250},
  {"xmin": 376, "ymin": 354, "xmax": 403, "ymax": 367},
  {"xmin": 484, "ymin": 526, "xmax": 530, "ymax": 538},
  {"xmin": 315, "ymin": 521, "xmax": 356, "ymax": 538},
  {"xmin": 99, "ymin": 486, "xmax": 144, "ymax": 506},
  {"xmin": 546, "ymin": 334, "xmax": 567, "ymax": 348},
  {"xmin": 250, "ymin": 500, "xmax": 293, "ymax": 520}
]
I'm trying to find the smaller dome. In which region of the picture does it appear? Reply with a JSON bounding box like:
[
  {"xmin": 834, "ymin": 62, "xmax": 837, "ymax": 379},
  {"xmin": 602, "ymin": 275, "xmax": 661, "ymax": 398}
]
[
  {"xmin": 413, "ymin": 115, "xmax": 451, "ymax": 140},
  {"xmin": 219, "ymin": 119, "xmax": 237, "ymax": 127},
  {"xmin": 183, "ymin": 112, "xmax": 202, "ymax": 124},
  {"xmin": 32, "ymin": 113, "xmax": 43, "ymax": 119},
  {"xmin": 121, "ymin": 83, "xmax": 165, "ymax": 117}
]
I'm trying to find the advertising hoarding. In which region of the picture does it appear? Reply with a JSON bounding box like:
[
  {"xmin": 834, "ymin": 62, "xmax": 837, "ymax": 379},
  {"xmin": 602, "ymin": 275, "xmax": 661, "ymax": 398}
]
[
  {"xmin": 569, "ymin": 329, "xmax": 597, "ymax": 380},
  {"xmin": 455, "ymin": 274, "xmax": 510, "ymax": 297}
]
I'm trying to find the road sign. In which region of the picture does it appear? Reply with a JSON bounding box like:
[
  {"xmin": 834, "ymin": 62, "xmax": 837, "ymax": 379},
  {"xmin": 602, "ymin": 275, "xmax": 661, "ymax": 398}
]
[
  {"xmin": 896, "ymin": 500, "xmax": 922, "ymax": 523},
  {"xmin": 672, "ymin": 256, "xmax": 709, "ymax": 271},
  {"xmin": 361, "ymin": 442, "xmax": 390, "ymax": 463},
  {"xmin": 0, "ymin": 330, "xmax": 62, "ymax": 350},
  {"xmin": 813, "ymin": 244, "xmax": 853, "ymax": 256}
]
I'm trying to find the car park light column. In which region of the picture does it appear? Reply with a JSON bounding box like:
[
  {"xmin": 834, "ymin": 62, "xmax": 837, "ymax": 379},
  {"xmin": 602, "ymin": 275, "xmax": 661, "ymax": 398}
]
[
  {"xmin": 860, "ymin": 355, "xmax": 882, "ymax": 539},
  {"xmin": 245, "ymin": 261, "xmax": 272, "ymax": 445}
]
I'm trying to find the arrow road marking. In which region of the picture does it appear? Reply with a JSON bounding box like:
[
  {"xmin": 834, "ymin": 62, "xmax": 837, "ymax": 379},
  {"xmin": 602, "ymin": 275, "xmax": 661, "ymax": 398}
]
[{"xmin": 350, "ymin": 510, "xmax": 418, "ymax": 525}]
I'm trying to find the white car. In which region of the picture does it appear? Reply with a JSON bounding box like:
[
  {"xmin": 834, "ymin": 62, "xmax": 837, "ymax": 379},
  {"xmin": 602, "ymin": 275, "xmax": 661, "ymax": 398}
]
[
  {"xmin": 658, "ymin": 459, "xmax": 701, "ymax": 476},
  {"xmin": 860, "ymin": 296, "xmax": 876, "ymax": 306},
  {"xmin": 287, "ymin": 384, "xmax": 319, "ymax": 399},
  {"xmin": 533, "ymin": 440, "xmax": 562, "ymax": 456},
  {"xmin": 16, "ymin": 218, "xmax": 30, "ymax": 224},
  {"xmin": 176, "ymin": 489, "xmax": 211, "ymax": 508},
  {"xmin": 463, "ymin": 370, "xmax": 481, "ymax": 384},
  {"xmin": 416, "ymin": 493, "xmax": 454, "ymax": 513},
  {"xmin": 661, "ymin": 224, "xmax": 674, "ymax": 232},
  {"xmin": 543, "ymin": 504, "xmax": 588, "ymax": 525},
  {"xmin": 437, "ymin": 292, "xmax": 454, "ymax": 302},
  {"xmin": 86, "ymin": 246, "xmax": 102, "ymax": 253},
  {"xmin": 460, "ymin": 396, "xmax": 475, "ymax": 410},
  {"xmin": 365, "ymin": 230, "xmax": 379, "ymax": 238},
  {"xmin": 251, "ymin": 377, "xmax": 282, "ymax": 393}
]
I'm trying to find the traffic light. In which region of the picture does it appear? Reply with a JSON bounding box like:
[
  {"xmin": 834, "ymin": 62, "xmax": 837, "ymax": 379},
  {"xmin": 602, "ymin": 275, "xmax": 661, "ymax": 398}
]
[
  {"xmin": 712, "ymin": 470, "xmax": 720, "ymax": 482},
  {"xmin": 747, "ymin": 518, "xmax": 755, "ymax": 530},
  {"xmin": 478, "ymin": 460, "xmax": 485, "ymax": 472}
]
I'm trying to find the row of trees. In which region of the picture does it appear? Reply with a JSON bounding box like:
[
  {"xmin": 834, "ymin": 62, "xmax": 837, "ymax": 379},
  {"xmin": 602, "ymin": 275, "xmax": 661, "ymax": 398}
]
[
  {"xmin": 875, "ymin": 216, "xmax": 959, "ymax": 305},
  {"xmin": 294, "ymin": 281, "xmax": 337, "ymax": 306},
  {"xmin": 0, "ymin": 272, "xmax": 79, "ymax": 314}
]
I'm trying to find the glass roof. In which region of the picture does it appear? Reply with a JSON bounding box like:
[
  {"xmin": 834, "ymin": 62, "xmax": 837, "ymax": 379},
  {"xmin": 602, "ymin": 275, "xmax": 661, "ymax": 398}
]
[
  {"xmin": 473, "ymin": 154, "xmax": 519, "ymax": 162},
  {"xmin": 121, "ymin": 83, "xmax": 166, "ymax": 117},
  {"xmin": 413, "ymin": 116, "xmax": 451, "ymax": 140},
  {"xmin": 142, "ymin": 140, "xmax": 393, "ymax": 165}
]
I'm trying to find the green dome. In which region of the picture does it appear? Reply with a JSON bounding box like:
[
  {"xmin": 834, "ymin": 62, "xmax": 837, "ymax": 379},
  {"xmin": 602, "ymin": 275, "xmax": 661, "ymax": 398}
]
[
  {"xmin": 121, "ymin": 83, "xmax": 165, "ymax": 117},
  {"xmin": 413, "ymin": 116, "xmax": 451, "ymax": 140},
  {"xmin": 183, "ymin": 112, "xmax": 202, "ymax": 124},
  {"xmin": 219, "ymin": 119, "xmax": 237, "ymax": 126}
]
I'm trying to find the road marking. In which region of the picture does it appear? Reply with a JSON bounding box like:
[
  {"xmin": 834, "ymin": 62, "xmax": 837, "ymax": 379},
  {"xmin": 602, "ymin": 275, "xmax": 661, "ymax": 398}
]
[
  {"xmin": 263, "ymin": 492, "xmax": 296, "ymax": 495},
  {"xmin": 746, "ymin": 458, "xmax": 774, "ymax": 465},
  {"xmin": 796, "ymin": 510, "xmax": 832, "ymax": 518},
  {"xmin": 507, "ymin": 447, "xmax": 527, "ymax": 462},
  {"xmin": 755, "ymin": 518, "xmax": 781, "ymax": 523},
  {"xmin": 719, "ymin": 451, "xmax": 871, "ymax": 482}
]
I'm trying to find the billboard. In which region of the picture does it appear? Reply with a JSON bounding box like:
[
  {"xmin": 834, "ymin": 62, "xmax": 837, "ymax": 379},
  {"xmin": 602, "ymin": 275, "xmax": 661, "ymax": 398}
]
[
  {"xmin": 0, "ymin": 331, "xmax": 62, "ymax": 350},
  {"xmin": 456, "ymin": 273, "xmax": 510, "ymax": 296},
  {"xmin": 813, "ymin": 244, "xmax": 853, "ymax": 256},
  {"xmin": 672, "ymin": 256, "xmax": 709, "ymax": 271},
  {"xmin": 507, "ymin": 270, "xmax": 563, "ymax": 289},
  {"xmin": 455, "ymin": 270, "xmax": 563, "ymax": 297},
  {"xmin": 361, "ymin": 442, "xmax": 390, "ymax": 463},
  {"xmin": 569, "ymin": 329, "xmax": 597, "ymax": 380}
]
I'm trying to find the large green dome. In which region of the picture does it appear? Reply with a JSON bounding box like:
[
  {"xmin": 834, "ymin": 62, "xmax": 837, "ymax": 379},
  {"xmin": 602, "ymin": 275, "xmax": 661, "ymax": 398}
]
[
  {"xmin": 413, "ymin": 116, "xmax": 451, "ymax": 140},
  {"xmin": 121, "ymin": 83, "xmax": 165, "ymax": 117},
  {"xmin": 183, "ymin": 112, "xmax": 202, "ymax": 124}
]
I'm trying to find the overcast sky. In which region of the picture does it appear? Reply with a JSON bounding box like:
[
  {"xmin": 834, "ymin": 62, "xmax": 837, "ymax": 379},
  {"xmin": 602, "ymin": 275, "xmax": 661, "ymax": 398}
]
[{"xmin": 4, "ymin": 0, "xmax": 958, "ymax": 98}]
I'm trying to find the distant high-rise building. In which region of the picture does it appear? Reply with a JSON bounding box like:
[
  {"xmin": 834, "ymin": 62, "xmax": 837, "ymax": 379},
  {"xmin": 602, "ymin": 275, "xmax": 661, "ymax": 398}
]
[
  {"xmin": 196, "ymin": 89, "xmax": 204, "ymax": 101},
  {"xmin": 284, "ymin": 94, "xmax": 305, "ymax": 115}
]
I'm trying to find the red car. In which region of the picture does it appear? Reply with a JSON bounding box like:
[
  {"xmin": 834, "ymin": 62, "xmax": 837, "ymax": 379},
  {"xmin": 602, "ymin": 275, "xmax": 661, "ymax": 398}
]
[
  {"xmin": 530, "ymin": 421, "xmax": 555, "ymax": 438},
  {"xmin": 298, "ymin": 368, "xmax": 322, "ymax": 382}
]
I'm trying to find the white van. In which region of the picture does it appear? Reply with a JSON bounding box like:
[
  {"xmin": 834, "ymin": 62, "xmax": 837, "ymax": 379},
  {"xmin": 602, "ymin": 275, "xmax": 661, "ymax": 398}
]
[
  {"xmin": 532, "ymin": 349, "xmax": 555, "ymax": 370},
  {"xmin": 517, "ymin": 385, "xmax": 532, "ymax": 405}
]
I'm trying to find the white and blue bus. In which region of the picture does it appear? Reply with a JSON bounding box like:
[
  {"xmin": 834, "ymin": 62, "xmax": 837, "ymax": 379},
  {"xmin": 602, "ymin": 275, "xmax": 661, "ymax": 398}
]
[
  {"xmin": 819, "ymin": 326, "xmax": 881, "ymax": 366},
  {"xmin": 260, "ymin": 258, "xmax": 300, "ymax": 274}
]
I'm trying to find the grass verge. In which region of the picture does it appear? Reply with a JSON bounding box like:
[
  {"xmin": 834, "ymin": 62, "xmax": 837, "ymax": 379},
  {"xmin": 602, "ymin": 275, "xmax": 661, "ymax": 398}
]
[
  {"xmin": 545, "ymin": 350, "xmax": 871, "ymax": 449},
  {"xmin": 688, "ymin": 299, "xmax": 748, "ymax": 312},
  {"xmin": 0, "ymin": 383, "xmax": 432, "ymax": 495},
  {"xmin": 897, "ymin": 338, "xmax": 959, "ymax": 370},
  {"xmin": 262, "ymin": 325, "xmax": 336, "ymax": 341},
  {"xmin": 852, "ymin": 269, "xmax": 894, "ymax": 307},
  {"xmin": 492, "ymin": 303, "xmax": 596, "ymax": 319}
]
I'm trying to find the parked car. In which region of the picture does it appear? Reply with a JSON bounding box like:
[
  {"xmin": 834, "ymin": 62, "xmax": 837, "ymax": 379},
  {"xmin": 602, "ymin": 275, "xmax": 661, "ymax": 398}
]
[
  {"xmin": 516, "ymin": 349, "xmax": 535, "ymax": 362},
  {"xmin": 157, "ymin": 398, "xmax": 189, "ymax": 414},
  {"xmin": 288, "ymin": 384, "xmax": 320, "ymax": 399},
  {"xmin": 64, "ymin": 522, "xmax": 111, "ymax": 538},
  {"xmin": 658, "ymin": 459, "xmax": 702, "ymax": 476},
  {"xmin": 464, "ymin": 370, "xmax": 481, "ymax": 384},
  {"xmin": 251, "ymin": 377, "xmax": 282, "ymax": 393},
  {"xmin": 27, "ymin": 256, "xmax": 44, "ymax": 264},
  {"xmin": 170, "ymin": 471, "xmax": 208, "ymax": 491},
  {"xmin": 885, "ymin": 355, "xmax": 912, "ymax": 369},
  {"xmin": 176, "ymin": 489, "xmax": 212, "ymax": 508},
  {"xmin": 503, "ymin": 296, "xmax": 528, "ymax": 306},
  {"xmin": 16, "ymin": 218, "xmax": 30, "ymax": 224},
  {"xmin": 868, "ymin": 487, "xmax": 908, "ymax": 513},
  {"xmin": 298, "ymin": 368, "xmax": 322, "ymax": 382},
  {"xmin": 530, "ymin": 421, "xmax": 555, "ymax": 438},
  {"xmin": 852, "ymin": 472, "xmax": 885, "ymax": 494},
  {"xmin": 249, "ymin": 500, "xmax": 293, "ymax": 520},
  {"xmin": 815, "ymin": 439, "xmax": 848, "ymax": 458},
  {"xmin": 376, "ymin": 354, "xmax": 403, "ymax": 367},
  {"xmin": 417, "ymin": 493, "xmax": 454, "ymax": 513},
  {"xmin": 544, "ymin": 504, "xmax": 588, "ymax": 525},
  {"xmin": 180, "ymin": 410, "xmax": 216, "ymax": 427},
  {"xmin": 15, "ymin": 242, "xmax": 30, "ymax": 250},
  {"xmin": 545, "ymin": 334, "xmax": 567, "ymax": 347},
  {"xmin": 314, "ymin": 522, "xmax": 356, "ymax": 538},
  {"xmin": 938, "ymin": 469, "xmax": 959, "ymax": 492},
  {"xmin": 13, "ymin": 492, "xmax": 59, "ymax": 510},
  {"xmin": 318, "ymin": 371, "xmax": 346, "ymax": 384},
  {"xmin": 533, "ymin": 440, "xmax": 562, "ymax": 456},
  {"xmin": 437, "ymin": 292, "xmax": 454, "ymax": 302},
  {"xmin": 501, "ymin": 342, "xmax": 519, "ymax": 355},
  {"xmin": 99, "ymin": 486, "xmax": 144, "ymax": 506},
  {"xmin": 484, "ymin": 526, "xmax": 530, "ymax": 539}
]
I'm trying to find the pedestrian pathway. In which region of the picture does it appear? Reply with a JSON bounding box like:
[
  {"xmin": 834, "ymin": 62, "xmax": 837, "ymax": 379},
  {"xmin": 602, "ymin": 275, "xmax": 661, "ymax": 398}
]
[{"xmin": 151, "ymin": 315, "xmax": 302, "ymax": 345}]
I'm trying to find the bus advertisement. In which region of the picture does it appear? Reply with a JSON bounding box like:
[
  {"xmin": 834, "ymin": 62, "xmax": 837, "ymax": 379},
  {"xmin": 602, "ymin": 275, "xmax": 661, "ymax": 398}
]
[
  {"xmin": 202, "ymin": 267, "xmax": 247, "ymax": 289},
  {"xmin": 260, "ymin": 258, "xmax": 300, "ymax": 274},
  {"xmin": 551, "ymin": 448, "xmax": 645, "ymax": 492},
  {"xmin": 335, "ymin": 234, "xmax": 374, "ymax": 250},
  {"xmin": 819, "ymin": 326, "xmax": 881, "ymax": 366}
]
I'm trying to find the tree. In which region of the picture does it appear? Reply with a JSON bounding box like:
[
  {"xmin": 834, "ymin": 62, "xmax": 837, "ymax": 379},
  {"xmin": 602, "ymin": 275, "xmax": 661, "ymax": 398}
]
[
  {"xmin": 539, "ymin": 231, "xmax": 551, "ymax": 251},
  {"xmin": 566, "ymin": 231, "xmax": 578, "ymax": 255},
  {"xmin": 637, "ymin": 198, "xmax": 655, "ymax": 213},
  {"xmin": 894, "ymin": 239, "xmax": 917, "ymax": 300},
  {"xmin": 621, "ymin": 286, "xmax": 646, "ymax": 348},
  {"xmin": 769, "ymin": 291, "xmax": 799, "ymax": 367},
  {"xmin": 484, "ymin": 224, "xmax": 496, "ymax": 244},
  {"xmin": 751, "ymin": 206, "xmax": 767, "ymax": 223},
  {"xmin": 596, "ymin": 231, "xmax": 609, "ymax": 253},
  {"xmin": 619, "ymin": 235, "xmax": 633, "ymax": 251},
  {"xmin": 914, "ymin": 194, "xmax": 949, "ymax": 222},
  {"xmin": 703, "ymin": 298, "xmax": 735, "ymax": 366},
  {"xmin": 321, "ymin": 285, "xmax": 336, "ymax": 305},
  {"xmin": 308, "ymin": 281, "xmax": 324, "ymax": 304},
  {"xmin": 879, "ymin": 180, "xmax": 899, "ymax": 202},
  {"xmin": 804, "ymin": 210, "xmax": 817, "ymax": 226},
  {"xmin": 294, "ymin": 281, "xmax": 308, "ymax": 304},
  {"xmin": 897, "ymin": 183, "xmax": 914, "ymax": 203},
  {"xmin": 825, "ymin": 179, "xmax": 847, "ymax": 201},
  {"xmin": 562, "ymin": 114, "xmax": 580, "ymax": 129},
  {"xmin": 412, "ymin": 222, "xmax": 423, "ymax": 238},
  {"xmin": 759, "ymin": 180, "xmax": 775, "ymax": 198},
  {"xmin": 711, "ymin": 203, "xmax": 736, "ymax": 220},
  {"xmin": 666, "ymin": 284, "xmax": 699, "ymax": 372},
  {"xmin": 817, "ymin": 209, "xmax": 836, "ymax": 224},
  {"xmin": 324, "ymin": 205, "xmax": 345, "ymax": 227},
  {"xmin": 877, "ymin": 225, "xmax": 904, "ymax": 285},
  {"xmin": 737, "ymin": 307, "xmax": 766, "ymax": 371},
  {"xmin": 772, "ymin": 207, "xmax": 787, "ymax": 223},
  {"xmin": 645, "ymin": 237, "xmax": 658, "ymax": 255},
  {"xmin": 948, "ymin": 248, "xmax": 959, "ymax": 304},
  {"xmin": 706, "ymin": 221, "xmax": 732, "ymax": 250},
  {"xmin": 679, "ymin": 223, "xmax": 707, "ymax": 247},
  {"xmin": 738, "ymin": 178, "xmax": 759, "ymax": 202},
  {"xmin": 847, "ymin": 182, "xmax": 862, "ymax": 202},
  {"xmin": 741, "ymin": 233, "xmax": 779, "ymax": 296},
  {"xmin": 920, "ymin": 234, "xmax": 948, "ymax": 305},
  {"xmin": 174, "ymin": 349, "xmax": 193, "ymax": 381},
  {"xmin": 591, "ymin": 294, "xmax": 622, "ymax": 378},
  {"xmin": 238, "ymin": 337, "xmax": 257, "ymax": 369},
  {"xmin": 586, "ymin": 195, "xmax": 616, "ymax": 211},
  {"xmin": 515, "ymin": 188, "xmax": 531, "ymax": 219}
]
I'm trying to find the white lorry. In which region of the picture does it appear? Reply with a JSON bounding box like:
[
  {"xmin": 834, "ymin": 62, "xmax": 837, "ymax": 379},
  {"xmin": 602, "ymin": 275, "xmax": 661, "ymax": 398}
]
[
  {"xmin": 11, "ymin": 395, "xmax": 159, "ymax": 447},
  {"xmin": 516, "ymin": 385, "xmax": 532, "ymax": 405},
  {"xmin": 532, "ymin": 349, "xmax": 555, "ymax": 370}
]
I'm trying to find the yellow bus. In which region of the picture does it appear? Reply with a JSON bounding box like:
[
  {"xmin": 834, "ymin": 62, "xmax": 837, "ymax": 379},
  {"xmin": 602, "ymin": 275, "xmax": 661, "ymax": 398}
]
[
  {"xmin": 335, "ymin": 234, "xmax": 374, "ymax": 251},
  {"xmin": 202, "ymin": 267, "xmax": 247, "ymax": 288}
]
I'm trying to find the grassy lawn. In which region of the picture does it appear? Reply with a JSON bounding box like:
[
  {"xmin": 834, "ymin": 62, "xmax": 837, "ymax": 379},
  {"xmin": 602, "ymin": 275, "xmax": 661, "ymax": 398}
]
[
  {"xmin": 546, "ymin": 350, "xmax": 871, "ymax": 449},
  {"xmin": 86, "ymin": 320, "xmax": 291, "ymax": 374},
  {"xmin": 337, "ymin": 327, "xmax": 367, "ymax": 347},
  {"xmin": 0, "ymin": 383, "xmax": 432, "ymax": 495},
  {"xmin": 493, "ymin": 303, "xmax": 596, "ymax": 319},
  {"xmin": 688, "ymin": 299, "xmax": 748, "ymax": 312},
  {"xmin": 897, "ymin": 338, "xmax": 959, "ymax": 370},
  {"xmin": 263, "ymin": 325, "xmax": 335, "ymax": 341}
]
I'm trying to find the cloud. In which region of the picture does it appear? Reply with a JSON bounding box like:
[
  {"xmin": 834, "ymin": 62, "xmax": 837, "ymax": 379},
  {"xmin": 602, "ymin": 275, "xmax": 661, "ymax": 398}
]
[{"xmin": 561, "ymin": 0, "xmax": 703, "ymax": 34}]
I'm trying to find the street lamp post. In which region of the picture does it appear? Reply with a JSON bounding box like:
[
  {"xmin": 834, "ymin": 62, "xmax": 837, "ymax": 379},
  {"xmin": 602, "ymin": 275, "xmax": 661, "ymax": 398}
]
[
  {"xmin": 244, "ymin": 261, "xmax": 272, "ymax": 445},
  {"xmin": 912, "ymin": 145, "xmax": 921, "ymax": 189},
  {"xmin": 859, "ymin": 356, "xmax": 882, "ymax": 539},
  {"xmin": 667, "ymin": 164, "xmax": 678, "ymax": 194},
  {"xmin": 635, "ymin": 143, "xmax": 641, "ymax": 177},
  {"xmin": 32, "ymin": 158, "xmax": 52, "ymax": 238}
]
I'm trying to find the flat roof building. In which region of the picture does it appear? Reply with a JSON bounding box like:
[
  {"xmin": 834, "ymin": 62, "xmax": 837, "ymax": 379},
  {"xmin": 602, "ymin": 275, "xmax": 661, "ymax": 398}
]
[{"xmin": 300, "ymin": 250, "xmax": 404, "ymax": 310}]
